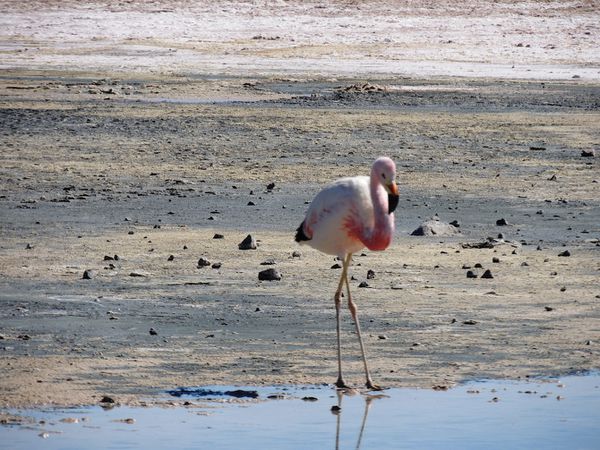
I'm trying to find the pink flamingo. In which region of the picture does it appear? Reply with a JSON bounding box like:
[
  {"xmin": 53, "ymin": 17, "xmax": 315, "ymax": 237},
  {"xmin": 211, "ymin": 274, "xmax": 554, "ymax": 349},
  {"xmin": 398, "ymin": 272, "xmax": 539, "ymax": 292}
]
[{"xmin": 295, "ymin": 157, "xmax": 399, "ymax": 390}]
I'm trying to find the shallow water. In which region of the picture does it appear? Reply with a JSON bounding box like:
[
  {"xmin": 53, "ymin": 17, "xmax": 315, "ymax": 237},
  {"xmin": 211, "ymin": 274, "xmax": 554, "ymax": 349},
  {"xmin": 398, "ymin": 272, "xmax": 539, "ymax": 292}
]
[{"xmin": 2, "ymin": 374, "xmax": 599, "ymax": 450}]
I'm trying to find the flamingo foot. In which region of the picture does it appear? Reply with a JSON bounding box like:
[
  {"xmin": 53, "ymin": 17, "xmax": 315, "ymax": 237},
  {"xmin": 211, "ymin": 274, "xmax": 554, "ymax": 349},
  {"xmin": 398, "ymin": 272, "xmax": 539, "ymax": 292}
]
[
  {"xmin": 335, "ymin": 378, "xmax": 351, "ymax": 390},
  {"xmin": 366, "ymin": 380, "xmax": 384, "ymax": 391}
]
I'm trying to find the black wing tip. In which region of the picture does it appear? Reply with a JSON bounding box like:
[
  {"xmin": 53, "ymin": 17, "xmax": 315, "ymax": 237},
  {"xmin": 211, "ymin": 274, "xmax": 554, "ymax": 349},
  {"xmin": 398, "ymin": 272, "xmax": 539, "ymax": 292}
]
[{"xmin": 295, "ymin": 221, "xmax": 310, "ymax": 242}]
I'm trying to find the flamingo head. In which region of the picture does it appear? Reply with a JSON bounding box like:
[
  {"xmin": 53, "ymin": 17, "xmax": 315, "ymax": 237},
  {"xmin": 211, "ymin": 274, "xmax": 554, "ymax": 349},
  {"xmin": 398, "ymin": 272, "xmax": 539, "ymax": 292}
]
[{"xmin": 372, "ymin": 157, "xmax": 399, "ymax": 214}]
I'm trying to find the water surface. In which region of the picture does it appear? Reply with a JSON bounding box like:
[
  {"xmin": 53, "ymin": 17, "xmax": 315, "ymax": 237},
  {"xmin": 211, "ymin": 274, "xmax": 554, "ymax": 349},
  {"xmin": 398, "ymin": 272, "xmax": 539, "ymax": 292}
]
[{"xmin": 2, "ymin": 374, "xmax": 599, "ymax": 450}]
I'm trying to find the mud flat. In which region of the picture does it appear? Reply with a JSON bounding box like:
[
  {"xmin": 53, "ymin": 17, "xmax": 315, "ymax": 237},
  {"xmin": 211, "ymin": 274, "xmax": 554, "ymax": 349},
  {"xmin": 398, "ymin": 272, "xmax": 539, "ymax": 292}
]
[{"xmin": 0, "ymin": 1, "xmax": 599, "ymax": 409}]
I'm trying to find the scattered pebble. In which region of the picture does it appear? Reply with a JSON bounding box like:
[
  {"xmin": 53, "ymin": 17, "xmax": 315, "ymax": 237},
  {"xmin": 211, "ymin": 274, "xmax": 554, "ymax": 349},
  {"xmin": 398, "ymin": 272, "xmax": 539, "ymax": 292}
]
[
  {"xmin": 247, "ymin": 201, "xmax": 256, "ymax": 206},
  {"xmin": 197, "ymin": 257, "xmax": 211, "ymax": 267},
  {"xmin": 213, "ymin": 233, "xmax": 224, "ymax": 239},
  {"xmin": 238, "ymin": 234, "xmax": 257, "ymax": 250},
  {"xmin": 302, "ymin": 396, "xmax": 318, "ymax": 402},
  {"xmin": 129, "ymin": 271, "xmax": 147, "ymax": 277},
  {"xmin": 378, "ymin": 335, "xmax": 388, "ymax": 340},
  {"xmin": 463, "ymin": 319, "xmax": 478, "ymax": 325},
  {"xmin": 292, "ymin": 251, "xmax": 301, "ymax": 258},
  {"xmin": 492, "ymin": 257, "xmax": 500, "ymax": 263},
  {"xmin": 149, "ymin": 328, "xmax": 158, "ymax": 336},
  {"xmin": 260, "ymin": 259, "xmax": 276, "ymax": 266},
  {"xmin": 330, "ymin": 405, "xmax": 341, "ymax": 414},
  {"xmin": 167, "ymin": 255, "xmax": 175, "ymax": 261},
  {"xmin": 100, "ymin": 395, "xmax": 115, "ymax": 404},
  {"xmin": 411, "ymin": 217, "xmax": 460, "ymax": 236},
  {"xmin": 258, "ymin": 268, "xmax": 281, "ymax": 281},
  {"xmin": 366, "ymin": 269, "xmax": 375, "ymax": 279},
  {"xmin": 481, "ymin": 269, "xmax": 494, "ymax": 279},
  {"xmin": 331, "ymin": 263, "xmax": 342, "ymax": 269},
  {"xmin": 211, "ymin": 262, "xmax": 222, "ymax": 269},
  {"xmin": 581, "ymin": 149, "xmax": 595, "ymax": 157},
  {"xmin": 558, "ymin": 250, "xmax": 571, "ymax": 257},
  {"xmin": 496, "ymin": 218, "xmax": 509, "ymax": 226},
  {"xmin": 82, "ymin": 269, "xmax": 95, "ymax": 280},
  {"xmin": 466, "ymin": 270, "xmax": 477, "ymax": 279},
  {"xmin": 545, "ymin": 306, "xmax": 554, "ymax": 312},
  {"xmin": 358, "ymin": 281, "xmax": 369, "ymax": 288},
  {"xmin": 266, "ymin": 182, "xmax": 275, "ymax": 190}
]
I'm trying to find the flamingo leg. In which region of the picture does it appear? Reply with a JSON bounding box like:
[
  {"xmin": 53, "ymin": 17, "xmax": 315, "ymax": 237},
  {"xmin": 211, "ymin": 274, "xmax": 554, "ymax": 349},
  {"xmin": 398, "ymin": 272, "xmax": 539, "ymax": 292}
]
[
  {"xmin": 334, "ymin": 254, "xmax": 351, "ymax": 389},
  {"xmin": 344, "ymin": 257, "xmax": 382, "ymax": 391}
]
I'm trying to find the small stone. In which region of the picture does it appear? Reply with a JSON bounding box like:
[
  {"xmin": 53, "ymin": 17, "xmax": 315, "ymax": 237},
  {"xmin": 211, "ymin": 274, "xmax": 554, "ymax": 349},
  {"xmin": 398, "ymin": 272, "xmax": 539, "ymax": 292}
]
[
  {"xmin": 462, "ymin": 264, "xmax": 472, "ymax": 269},
  {"xmin": 358, "ymin": 281, "xmax": 369, "ymax": 288},
  {"xmin": 544, "ymin": 306, "xmax": 554, "ymax": 312},
  {"xmin": 496, "ymin": 218, "xmax": 509, "ymax": 226},
  {"xmin": 558, "ymin": 250, "xmax": 571, "ymax": 257},
  {"xmin": 114, "ymin": 254, "xmax": 120, "ymax": 261},
  {"xmin": 292, "ymin": 251, "xmax": 301, "ymax": 258},
  {"xmin": 449, "ymin": 220, "xmax": 460, "ymax": 228},
  {"xmin": 330, "ymin": 405, "xmax": 341, "ymax": 414},
  {"xmin": 25, "ymin": 243, "xmax": 34, "ymax": 249},
  {"xmin": 331, "ymin": 263, "xmax": 342, "ymax": 269},
  {"xmin": 100, "ymin": 395, "xmax": 115, "ymax": 404},
  {"xmin": 266, "ymin": 182, "xmax": 275, "ymax": 190},
  {"xmin": 238, "ymin": 234, "xmax": 257, "ymax": 250},
  {"xmin": 258, "ymin": 268, "xmax": 281, "ymax": 281},
  {"xmin": 378, "ymin": 335, "xmax": 388, "ymax": 340},
  {"xmin": 103, "ymin": 255, "xmax": 114, "ymax": 261},
  {"xmin": 128, "ymin": 231, "xmax": 134, "ymax": 235},
  {"xmin": 302, "ymin": 396, "xmax": 318, "ymax": 402},
  {"xmin": 560, "ymin": 286, "xmax": 566, "ymax": 292},
  {"xmin": 167, "ymin": 255, "xmax": 175, "ymax": 261},
  {"xmin": 481, "ymin": 269, "xmax": 494, "ymax": 279},
  {"xmin": 463, "ymin": 319, "xmax": 478, "ymax": 325},
  {"xmin": 521, "ymin": 261, "xmax": 529, "ymax": 266},
  {"xmin": 585, "ymin": 340, "xmax": 592, "ymax": 345},
  {"xmin": 260, "ymin": 259, "xmax": 276, "ymax": 266},
  {"xmin": 581, "ymin": 149, "xmax": 595, "ymax": 157},
  {"xmin": 197, "ymin": 257, "xmax": 211, "ymax": 267},
  {"xmin": 213, "ymin": 233, "xmax": 224, "ymax": 239},
  {"xmin": 366, "ymin": 269, "xmax": 375, "ymax": 279},
  {"xmin": 247, "ymin": 201, "xmax": 256, "ymax": 206},
  {"xmin": 129, "ymin": 271, "xmax": 147, "ymax": 277},
  {"xmin": 211, "ymin": 262, "xmax": 222, "ymax": 269},
  {"xmin": 492, "ymin": 257, "xmax": 500, "ymax": 263},
  {"xmin": 474, "ymin": 263, "xmax": 483, "ymax": 268},
  {"xmin": 82, "ymin": 269, "xmax": 95, "ymax": 280},
  {"xmin": 149, "ymin": 328, "xmax": 158, "ymax": 335},
  {"xmin": 466, "ymin": 270, "xmax": 477, "ymax": 278}
]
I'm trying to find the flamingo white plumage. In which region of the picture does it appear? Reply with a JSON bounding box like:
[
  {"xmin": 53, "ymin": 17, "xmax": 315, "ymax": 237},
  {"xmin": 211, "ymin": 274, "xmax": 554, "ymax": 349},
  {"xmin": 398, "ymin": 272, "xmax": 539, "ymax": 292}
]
[{"xmin": 295, "ymin": 157, "xmax": 399, "ymax": 390}]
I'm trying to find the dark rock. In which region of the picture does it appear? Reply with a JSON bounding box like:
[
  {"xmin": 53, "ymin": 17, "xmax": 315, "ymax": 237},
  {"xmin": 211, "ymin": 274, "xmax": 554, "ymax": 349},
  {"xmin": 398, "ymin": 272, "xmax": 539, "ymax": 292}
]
[
  {"xmin": 292, "ymin": 251, "xmax": 301, "ymax": 258},
  {"xmin": 149, "ymin": 328, "xmax": 158, "ymax": 336},
  {"xmin": 258, "ymin": 268, "xmax": 281, "ymax": 281},
  {"xmin": 238, "ymin": 234, "xmax": 257, "ymax": 250},
  {"xmin": 481, "ymin": 269, "xmax": 494, "ymax": 279},
  {"xmin": 25, "ymin": 243, "xmax": 34, "ymax": 250},
  {"xmin": 103, "ymin": 255, "xmax": 114, "ymax": 261},
  {"xmin": 128, "ymin": 231, "xmax": 134, "ymax": 235},
  {"xmin": 211, "ymin": 262, "xmax": 222, "ymax": 269},
  {"xmin": 213, "ymin": 233, "xmax": 224, "ymax": 239},
  {"xmin": 411, "ymin": 217, "xmax": 460, "ymax": 236},
  {"xmin": 378, "ymin": 335, "xmax": 388, "ymax": 340},
  {"xmin": 331, "ymin": 263, "xmax": 342, "ymax": 269},
  {"xmin": 247, "ymin": 201, "xmax": 256, "ymax": 206},
  {"xmin": 496, "ymin": 218, "xmax": 509, "ymax": 226},
  {"xmin": 545, "ymin": 306, "xmax": 554, "ymax": 312},
  {"xmin": 462, "ymin": 264, "xmax": 472, "ymax": 269},
  {"xmin": 558, "ymin": 250, "xmax": 571, "ymax": 257},
  {"xmin": 197, "ymin": 257, "xmax": 211, "ymax": 267},
  {"xmin": 466, "ymin": 270, "xmax": 478, "ymax": 278},
  {"xmin": 449, "ymin": 220, "xmax": 460, "ymax": 228},
  {"xmin": 474, "ymin": 263, "xmax": 483, "ymax": 268},
  {"xmin": 463, "ymin": 319, "xmax": 478, "ymax": 325},
  {"xmin": 366, "ymin": 269, "xmax": 375, "ymax": 279},
  {"xmin": 302, "ymin": 396, "xmax": 318, "ymax": 402},
  {"xmin": 492, "ymin": 257, "xmax": 500, "ymax": 263},
  {"xmin": 266, "ymin": 182, "xmax": 275, "ymax": 190},
  {"xmin": 100, "ymin": 396, "xmax": 115, "ymax": 404},
  {"xmin": 581, "ymin": 149, "xmax": 595, "ymax": 157},
  {"xmin": 358, "ymin": 281, "xmax": 369, "ymax": 288},
  {"xmin": 167, "ymin": 255, "xmax": 175, "ymax": 261},
  {"xmin": 521, "ymin": 261, "xmax": 529, "ymax": 266},
  {"xmin": 82, "ymin": 269, "xmax": 95, "ymax": 279},
  {"xmin": 331, "ymin": 405, "xmax": 341, "ymax": 414}
]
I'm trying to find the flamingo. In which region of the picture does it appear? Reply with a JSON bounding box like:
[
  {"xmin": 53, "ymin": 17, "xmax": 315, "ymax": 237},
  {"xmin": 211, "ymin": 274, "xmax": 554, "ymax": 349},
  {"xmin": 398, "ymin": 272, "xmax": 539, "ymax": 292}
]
[{"xmin": 295, "ymin": 157, "xmax": 399, "ymax": 390}]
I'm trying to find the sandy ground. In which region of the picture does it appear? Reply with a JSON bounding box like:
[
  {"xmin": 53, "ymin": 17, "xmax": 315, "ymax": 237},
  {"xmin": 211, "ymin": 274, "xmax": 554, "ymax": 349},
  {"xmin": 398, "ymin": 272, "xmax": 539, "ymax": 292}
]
[{"xmin": 0, "ymin": 1, "xmax": 599, "ymax": 408}]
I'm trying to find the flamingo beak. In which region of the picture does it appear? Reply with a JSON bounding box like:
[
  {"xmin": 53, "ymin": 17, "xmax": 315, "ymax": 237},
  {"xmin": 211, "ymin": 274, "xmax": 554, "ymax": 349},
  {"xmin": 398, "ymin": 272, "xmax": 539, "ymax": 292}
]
[{"xmin": 387, "ymin": 182, "xmax": 399, "ymax": 214}]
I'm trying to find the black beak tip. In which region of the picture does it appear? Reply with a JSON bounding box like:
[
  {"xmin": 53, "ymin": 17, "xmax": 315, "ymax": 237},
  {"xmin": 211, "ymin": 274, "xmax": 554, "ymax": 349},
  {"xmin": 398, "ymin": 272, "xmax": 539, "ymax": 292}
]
[{"xmin": 388, "ymin": 194, "xmax": 399, "ymax": 214}]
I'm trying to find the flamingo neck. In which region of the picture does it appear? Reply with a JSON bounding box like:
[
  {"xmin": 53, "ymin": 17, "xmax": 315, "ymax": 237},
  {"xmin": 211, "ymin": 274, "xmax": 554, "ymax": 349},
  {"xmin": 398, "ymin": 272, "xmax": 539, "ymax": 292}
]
[{"xmin": 364, "ymin": 175, "xmax": 394, "ymax": 251}]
